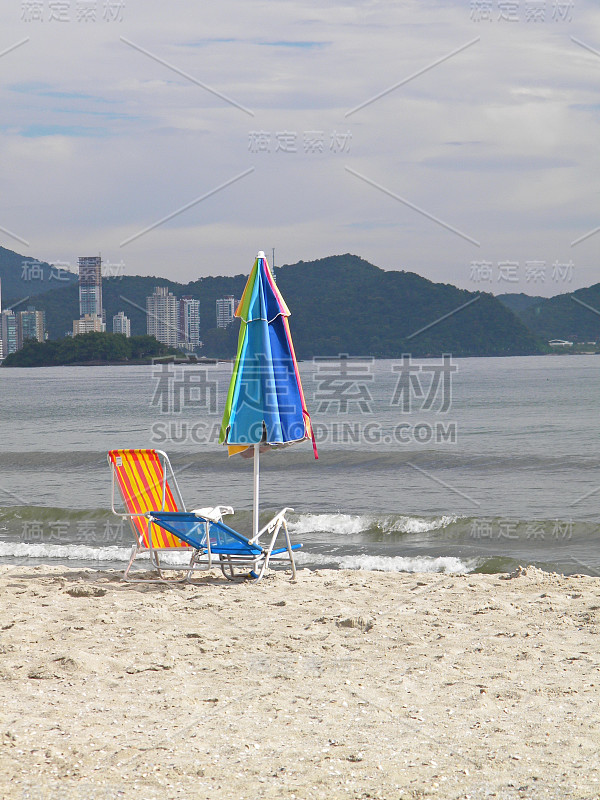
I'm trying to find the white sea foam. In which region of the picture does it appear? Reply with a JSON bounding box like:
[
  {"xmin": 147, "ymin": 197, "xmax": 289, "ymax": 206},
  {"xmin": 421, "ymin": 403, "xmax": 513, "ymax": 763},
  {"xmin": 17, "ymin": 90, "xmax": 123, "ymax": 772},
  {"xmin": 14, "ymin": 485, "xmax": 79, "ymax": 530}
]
[
  {"xmin": 296, "ymin": 551, "xmax": 474, "ymax": 574},
  {"xmin": 288, "ymin": 514, "xmax": 375, "ymax": 536},
  {"xmin": 0, "ymin": 542, "xmax": 133, "ymax": 562},
  {"xmin": 0, "ymin": 541, "xmax": 201, "ymax": 566},
  {"xmin": 380, "ymin": 515, "xmax": 458, "ymax": 534},
  {"xmin": 337, "ymin": 554, "xmax": 473, "ymax": 574},
  {"xmin": 0, "ymin": 542, "xmax": 473, "ymax": 574},
  {"xmin": 288, "ymin": 513, "xmax": 458, "ymax": 536}
]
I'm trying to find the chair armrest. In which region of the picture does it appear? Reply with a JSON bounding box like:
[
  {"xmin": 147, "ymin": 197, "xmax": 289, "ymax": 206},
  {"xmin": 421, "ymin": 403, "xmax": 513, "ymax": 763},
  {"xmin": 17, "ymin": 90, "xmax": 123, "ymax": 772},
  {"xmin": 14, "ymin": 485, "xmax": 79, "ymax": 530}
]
[
  {"xmin": 111, "ymin": 510, "xmax": 154, "ymax": 519},
  {"xmin": 191, "ymin": 505, "xmax": 234, "ymax": 522},
  {"xmin": 250, "ymin": 507, "xmax": 294, "ymax": 544}
]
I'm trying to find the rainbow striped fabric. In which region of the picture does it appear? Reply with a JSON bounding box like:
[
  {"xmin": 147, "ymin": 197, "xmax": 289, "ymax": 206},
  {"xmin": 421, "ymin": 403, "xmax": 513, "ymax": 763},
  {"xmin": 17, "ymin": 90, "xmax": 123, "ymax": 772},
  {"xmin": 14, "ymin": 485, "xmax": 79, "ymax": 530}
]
[
  {"xmin": 218, "ymin": 254, "xmax": 317, "ymax": 459},
  {"xmin": 108, "ymin": 449, "xmax": 187, "ymax": 549}
]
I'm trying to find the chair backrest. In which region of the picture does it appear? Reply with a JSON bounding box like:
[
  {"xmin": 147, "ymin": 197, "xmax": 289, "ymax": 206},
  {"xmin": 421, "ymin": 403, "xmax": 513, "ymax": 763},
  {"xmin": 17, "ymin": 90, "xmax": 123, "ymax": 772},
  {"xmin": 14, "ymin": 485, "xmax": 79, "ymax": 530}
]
[{"xmin": 108, "ymin": 449, "xmax": 188, "ymax": 549}]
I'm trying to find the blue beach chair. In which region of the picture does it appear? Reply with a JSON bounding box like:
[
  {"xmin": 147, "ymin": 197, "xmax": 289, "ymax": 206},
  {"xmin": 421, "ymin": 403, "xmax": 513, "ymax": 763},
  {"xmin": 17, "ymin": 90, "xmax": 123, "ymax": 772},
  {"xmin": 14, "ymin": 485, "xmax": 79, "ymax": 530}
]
[{"xmin": 149, "ymin": 507, "xmax": 301, "ymax": 582}]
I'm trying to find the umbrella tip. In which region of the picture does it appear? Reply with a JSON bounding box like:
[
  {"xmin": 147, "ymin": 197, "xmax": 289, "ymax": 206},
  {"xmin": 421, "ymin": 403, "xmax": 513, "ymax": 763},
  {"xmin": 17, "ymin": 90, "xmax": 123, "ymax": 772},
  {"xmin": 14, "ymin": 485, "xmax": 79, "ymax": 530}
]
[{"xmin": 257, "ymin": 251, "xmax": 265, "ymax": 258}]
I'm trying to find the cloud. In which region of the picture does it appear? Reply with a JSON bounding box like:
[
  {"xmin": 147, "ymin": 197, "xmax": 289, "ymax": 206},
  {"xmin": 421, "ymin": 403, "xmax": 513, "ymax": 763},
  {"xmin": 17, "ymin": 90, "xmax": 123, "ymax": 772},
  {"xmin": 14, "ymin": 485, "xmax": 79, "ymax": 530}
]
[
  {"xmin": 257, "ymin": 40, "xmax": 331, "ymax": 49},
  {"xmin": 0, "ymin": 0, "xmax": 597, "ymax": 296},
  {"xmin": 18, "ymin": 124, "xmax": 109, "ymax": 138}
]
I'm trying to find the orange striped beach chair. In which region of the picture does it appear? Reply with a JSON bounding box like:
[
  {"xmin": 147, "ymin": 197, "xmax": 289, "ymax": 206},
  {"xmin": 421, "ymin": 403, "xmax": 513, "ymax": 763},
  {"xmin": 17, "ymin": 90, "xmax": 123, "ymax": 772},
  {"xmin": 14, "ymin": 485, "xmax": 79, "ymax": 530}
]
[{"xmin": 108, "ymin": 449, "xmax": 233, "ymax": 582}]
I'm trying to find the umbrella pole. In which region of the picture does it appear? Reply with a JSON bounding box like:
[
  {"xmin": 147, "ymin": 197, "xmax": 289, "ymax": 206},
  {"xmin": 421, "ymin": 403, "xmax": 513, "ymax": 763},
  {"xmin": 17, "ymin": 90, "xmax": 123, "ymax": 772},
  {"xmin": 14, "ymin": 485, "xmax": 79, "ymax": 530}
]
[{"xmin": 253, "ymin": 443, "xmax": 260, "ymax": 539}]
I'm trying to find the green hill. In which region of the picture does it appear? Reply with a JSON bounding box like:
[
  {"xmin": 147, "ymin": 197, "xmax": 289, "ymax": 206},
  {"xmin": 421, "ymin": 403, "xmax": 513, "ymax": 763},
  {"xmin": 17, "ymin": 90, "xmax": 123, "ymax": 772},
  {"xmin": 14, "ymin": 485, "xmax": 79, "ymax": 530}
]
[
  {"xmin": 497, "ymin": 293, "xmax": 546, "ymax": 314},
  {"xmin": 0, "ymin": 246, "xmax": 77, "ymax": 309},
  {"xmin": 515, "ymin": 285, "xmax": 600, "ymax": 342},
  {"xmin": 271, "ymin": 255, "xmax": 544, "ymax": 357},
  {"xmin": 2, "ymin": 249, "xmax": 547, "ymax": 357}
]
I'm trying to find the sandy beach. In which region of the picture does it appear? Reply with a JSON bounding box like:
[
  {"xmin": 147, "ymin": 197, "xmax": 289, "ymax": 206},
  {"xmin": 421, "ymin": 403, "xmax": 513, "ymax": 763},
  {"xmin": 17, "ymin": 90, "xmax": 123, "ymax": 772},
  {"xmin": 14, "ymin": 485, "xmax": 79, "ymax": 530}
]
[{"xmin": 1, "ymin": 563, "xmax": 599, "ymax": 800}]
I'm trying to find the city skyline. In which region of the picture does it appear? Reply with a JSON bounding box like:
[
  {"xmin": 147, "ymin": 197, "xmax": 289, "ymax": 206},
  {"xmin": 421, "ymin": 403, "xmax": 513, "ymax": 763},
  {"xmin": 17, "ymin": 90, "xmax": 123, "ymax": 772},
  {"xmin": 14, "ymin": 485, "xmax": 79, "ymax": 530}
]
[{"xmin": 0, "ymin": 276, "xmax": 46, "ymax": 358}]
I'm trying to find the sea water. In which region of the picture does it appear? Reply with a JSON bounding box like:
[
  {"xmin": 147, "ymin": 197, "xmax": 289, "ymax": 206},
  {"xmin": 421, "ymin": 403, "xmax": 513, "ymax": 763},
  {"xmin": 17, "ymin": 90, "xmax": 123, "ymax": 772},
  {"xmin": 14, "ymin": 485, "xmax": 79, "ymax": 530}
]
[{"xmin": 0, "ymin": 355, "xmax": 598, "ymax": 575}]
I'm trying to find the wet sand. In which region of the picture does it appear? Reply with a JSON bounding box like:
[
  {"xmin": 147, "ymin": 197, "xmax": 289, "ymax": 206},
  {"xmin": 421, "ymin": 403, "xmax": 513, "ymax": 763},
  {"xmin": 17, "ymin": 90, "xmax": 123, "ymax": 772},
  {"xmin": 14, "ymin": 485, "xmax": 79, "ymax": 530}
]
[{"xmin": 1, "ymin": 563, "xmax": 599, "ymax": 799}]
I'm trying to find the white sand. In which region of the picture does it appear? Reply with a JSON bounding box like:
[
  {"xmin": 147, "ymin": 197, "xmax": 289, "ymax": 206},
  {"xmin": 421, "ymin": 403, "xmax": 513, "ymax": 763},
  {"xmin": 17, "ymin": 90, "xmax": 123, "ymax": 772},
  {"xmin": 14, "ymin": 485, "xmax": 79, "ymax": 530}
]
[{"xmin": 1, "ymin": 563, "xmax": 600, "ymax": 800}]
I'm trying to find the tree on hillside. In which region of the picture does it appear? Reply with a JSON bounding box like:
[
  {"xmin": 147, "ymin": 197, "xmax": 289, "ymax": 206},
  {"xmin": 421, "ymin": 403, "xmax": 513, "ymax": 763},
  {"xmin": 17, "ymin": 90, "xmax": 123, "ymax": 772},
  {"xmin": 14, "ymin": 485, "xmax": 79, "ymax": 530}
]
[{"xmin": 1, "ymin": 332, "xmax": 179, "ymax": 367}]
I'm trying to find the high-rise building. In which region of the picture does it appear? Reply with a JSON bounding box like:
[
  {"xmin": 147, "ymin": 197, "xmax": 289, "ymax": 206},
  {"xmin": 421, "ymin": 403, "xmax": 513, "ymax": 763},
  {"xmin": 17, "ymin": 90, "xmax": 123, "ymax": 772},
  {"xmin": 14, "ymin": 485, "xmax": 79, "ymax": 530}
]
[
  {"xmin": 17, "ymin": 307, "xmax": 45, "ymax": 348},
  {"xmin": 73, "ymin": 315, "xmax": 104, "ymax": 336},
  {"xmin": 78, "ymin": 256, "xmax": 103, "ymax": 322},
  {"xmin": 216, "ymin": 295, "xmax": 236, "ymax": 328},
  {"xmin": 178, "ymin": 296, "xmax": 200, "ymax": 350},
  {"xmin": 112, "ymin": 311, "xmax": 131, "ymax": 337},
  {"xmin": 1, "ymin": 311, "xmax": 18, "ymax": 357},
  {"xmin": 146, "ymin": 287, "xmax": 178, "ymax": 347}
]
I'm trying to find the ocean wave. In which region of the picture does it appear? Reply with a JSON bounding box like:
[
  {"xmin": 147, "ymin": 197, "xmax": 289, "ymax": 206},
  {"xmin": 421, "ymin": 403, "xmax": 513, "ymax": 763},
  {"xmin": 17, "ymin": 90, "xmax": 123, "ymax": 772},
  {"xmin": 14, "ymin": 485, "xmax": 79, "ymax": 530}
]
[
  {"xmin": 0, "ymin": 541, "xmax": 196, "ymax": 565},
  {"xmin": 0, "ymin": 541, "xmax": 473, "ymax": 574},
  {"xmin": 379, "ymin": 514, "xmax": 458, "ymax": 534},
  {"xmin": 288, "ymin": 514, "xmax": 375, "ymax": 536},
  {"xmin": 1, "ymin": 448, "xmax": 598, "ymax": 472},
  {"xmin": 0, "ymin": 506, "xmax": 112, "ymax": 523},
  {"xmin": 288, "ymin": 512, "xmax": 459, "ymax": 536},
  {"xmin": 0, "ymin": 542, "xmax": 133, "ymax": 562},
  {"xmin": 296, "ymin": 551, "xmax": 475, "ymax": 574}
]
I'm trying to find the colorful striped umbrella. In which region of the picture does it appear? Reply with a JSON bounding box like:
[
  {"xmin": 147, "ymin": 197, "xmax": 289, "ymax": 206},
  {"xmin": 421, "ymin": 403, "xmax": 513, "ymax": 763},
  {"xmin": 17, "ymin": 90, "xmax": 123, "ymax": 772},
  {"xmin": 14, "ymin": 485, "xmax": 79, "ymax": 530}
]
[{"xmin": 219, "ymin": 251, "xmax": 317, "ymax": 536}]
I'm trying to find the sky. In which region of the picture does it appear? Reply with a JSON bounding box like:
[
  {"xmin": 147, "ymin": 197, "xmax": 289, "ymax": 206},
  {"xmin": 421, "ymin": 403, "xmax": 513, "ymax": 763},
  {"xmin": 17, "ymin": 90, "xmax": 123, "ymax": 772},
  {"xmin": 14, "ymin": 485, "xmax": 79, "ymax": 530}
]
[{"xmin": 0, "ymin": 0, "xmax": 598, "ymax": 297}]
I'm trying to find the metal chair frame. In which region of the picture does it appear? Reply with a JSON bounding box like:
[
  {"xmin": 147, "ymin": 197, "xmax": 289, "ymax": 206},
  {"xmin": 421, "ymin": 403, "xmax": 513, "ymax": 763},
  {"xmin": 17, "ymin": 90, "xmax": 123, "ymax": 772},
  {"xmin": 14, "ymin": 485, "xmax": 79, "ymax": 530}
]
[{"xmin": 149, "ymin": 507, "xmax": 300, "ymax": 583}]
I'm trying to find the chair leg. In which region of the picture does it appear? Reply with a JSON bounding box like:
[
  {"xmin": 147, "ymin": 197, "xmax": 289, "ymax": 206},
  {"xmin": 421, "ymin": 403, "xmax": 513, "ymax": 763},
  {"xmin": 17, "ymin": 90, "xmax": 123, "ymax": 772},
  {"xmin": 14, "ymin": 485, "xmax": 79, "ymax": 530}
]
[
  {"xmin": 123, "ymin": 545, "xmax": 139, "ymax": 582},
  {"xmin": 282, "ymin": 521, "xmax": 297, "ymax": 580},
  {"xmin": 124, "ymin": 548, "xmax": 189, "ymax": 584},
  {"xmin": 220, "ymin": 555, "xmax": 237, "ymax": 580},
  {"xmin": 250, "ymin": 558, "xmax": 268, "ymax": 582},
  {"xmin": 220, "ymin": 555, "xmax": 261, "ymax": 581},
  {"xmin": 153, "ymin": 552, "xmax": 189, "ymax": 583}
]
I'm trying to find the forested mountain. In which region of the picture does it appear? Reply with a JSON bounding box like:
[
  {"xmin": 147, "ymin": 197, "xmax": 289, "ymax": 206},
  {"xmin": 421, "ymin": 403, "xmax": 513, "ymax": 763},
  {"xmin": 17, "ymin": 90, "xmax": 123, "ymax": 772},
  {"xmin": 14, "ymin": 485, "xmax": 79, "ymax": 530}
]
[
  {"xmin": 497, "ymin": 293, "xmax": 546, "ymax": 314},
  {"xmin": 1, "ymin": 248, "xmax": 547, "ymax": 357},
  {"xmin": 271, "ymin": 255, "xmax": 544, "ymax": 357},
  {"xmin": 513, "ymin": 285, "xmax": 600, "ymax": 342},
  {"xmin": 0, "ymin": 246, "xmax": 76, "ymax": 308}
]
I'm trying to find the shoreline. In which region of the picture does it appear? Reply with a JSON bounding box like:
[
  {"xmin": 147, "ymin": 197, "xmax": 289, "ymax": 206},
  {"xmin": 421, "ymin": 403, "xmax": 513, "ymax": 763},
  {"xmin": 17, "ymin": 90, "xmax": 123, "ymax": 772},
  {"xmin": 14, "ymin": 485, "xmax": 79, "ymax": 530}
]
[
  {"xmin": 2, "ymin": 352, "xmax": 599, "ymax": 369},
  {"xmin": 1, "ymin": 563, "xmax": 599, "ymax": 799},
  {"xmin": 0, "ymin": 357, "xmax": 222, "ymax": 369}
]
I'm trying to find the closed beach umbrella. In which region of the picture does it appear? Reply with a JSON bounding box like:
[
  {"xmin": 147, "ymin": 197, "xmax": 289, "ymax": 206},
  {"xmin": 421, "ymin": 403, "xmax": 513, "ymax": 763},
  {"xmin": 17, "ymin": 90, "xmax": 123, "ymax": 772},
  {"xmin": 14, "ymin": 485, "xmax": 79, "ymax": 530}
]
[{"xmin": 219, "ymin": 251, "xmax": 318, "ymax": 537}]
